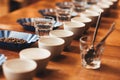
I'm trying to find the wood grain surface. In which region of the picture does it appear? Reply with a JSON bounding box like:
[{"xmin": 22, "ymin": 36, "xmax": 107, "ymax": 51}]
[{"xmin": 0, "ymin": 0, "xmax": 120, "ymax": 80}]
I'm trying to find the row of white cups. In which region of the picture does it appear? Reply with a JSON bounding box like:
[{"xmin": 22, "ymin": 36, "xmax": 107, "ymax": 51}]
[{"xmin": 2, "ymin": 0, "xmax": 119, "ymax": 80}]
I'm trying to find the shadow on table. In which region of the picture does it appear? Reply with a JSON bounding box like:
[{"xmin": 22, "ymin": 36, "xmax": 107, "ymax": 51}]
[
  {"xmin": 36, "ymin": 69, "xmax": 69, "ymax": 80},
  {"xmin": 51, "ymin": 54, "xmax": 67, "ymax": 62},
  {"xmin": 66, "ymin": 45, "xmax": 80, "ymax": 54},
  {"xmin": 51, "ymin": 54, "xmax": 79, "ymax": 66},
  {"xmin": 94, "ymin": 64, "xmax": 120, "ymax": 77}
]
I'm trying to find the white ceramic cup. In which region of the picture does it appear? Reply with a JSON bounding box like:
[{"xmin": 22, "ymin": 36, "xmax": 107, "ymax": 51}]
[
  {"xmin": 38, "ymin": 37, "xmax": 65, "ymax": 59},
  {"xmin": 19, "ymin": 48, "xmax": 51, "ymax": 74},
  {"xmin": 63, "ymin": 21, "xmax": 85, "ymax": 39},
  {"xmin": 97, "ymin": 1, "xmax": 110, "ymax": 9},
  {"xmin": 2, "ymin": 58, "xmax": 37, "ymax": 80},
  {"xmin": 71, "ymin": 16, "xmax": 92, "ymax": 32},
  {"xmin": 86, "ymin": 5, "xmax": 104, "ymax": 13},
  {"xmin": 80, "ymin": 10, "xmax": 100, "ymax": 27},
  {"xmin": 101, "ymin": 0, "xmax": 113, "ymax": 7},
  {"xmin": 96, "ymin": 2, "xmax": 110, "ymax": 15},
  {"xmin": 50, "ymin": 30, "xmax": 74, "ymax": 50}
]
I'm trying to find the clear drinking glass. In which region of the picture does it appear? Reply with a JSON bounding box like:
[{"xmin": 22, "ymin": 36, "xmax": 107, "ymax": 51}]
[
  {"xmin": 34, "ymin": 17, "xmax": 54, "ymax": 38},
  {"xmin": 72, "ymin": 0, "xmax": 87, "ymax": 15},
  {"xmin": 79, "ymin": 36, "xmax": 105, "ymax": 69},
  {"xmin": 56, "ymin": 2, "xmax": 73, "ymax": 23}
]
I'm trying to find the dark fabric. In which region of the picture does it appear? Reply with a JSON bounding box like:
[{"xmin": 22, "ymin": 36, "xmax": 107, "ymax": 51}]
[{"xmin": 9, "ymin": 0, "xmax": 21, "ymax": 12}]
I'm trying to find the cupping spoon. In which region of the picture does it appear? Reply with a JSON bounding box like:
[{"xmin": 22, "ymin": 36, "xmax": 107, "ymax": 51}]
[
  {"xmin": 95, "ymin": 22, "xmax": 115, "ymax": 53},
  {"xmin": 85, "ymin": 12, "xmax": 102, "ymax": 64}
]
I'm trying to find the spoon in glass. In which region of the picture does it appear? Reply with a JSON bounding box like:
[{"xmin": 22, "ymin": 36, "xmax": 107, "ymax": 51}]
[
  {"xmin": 95, "ymin": 22, "xmax": 115, "ymax": 52},
  {"xmin": 85, "ymin": 12, "xmax": 102, "ymax": 64}
]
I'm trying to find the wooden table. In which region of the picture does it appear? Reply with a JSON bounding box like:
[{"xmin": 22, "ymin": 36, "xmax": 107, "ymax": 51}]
[{"xmin": 0, "ymin": 0, "xmax": 120, "ymax": 80}]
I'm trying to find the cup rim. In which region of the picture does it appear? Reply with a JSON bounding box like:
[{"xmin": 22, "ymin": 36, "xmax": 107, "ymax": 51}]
[
  {"xmin": 87, "ymin": 5, "xmax": 104, "ymax": 13},
  {"xmin": 19, "ymin": 48, "xmax": 51, "ymax": 60},
  {"xmin": 50, "ymin": 30, "xmax": 74, "ymax": 38},
  {"xmin": 71, "ymin": 17, "xmax": 92, "ymax": 23},
  {"xmin": 64, "ymin": 21, "xmax": 85, "ymax": 28},
  {"xmin": 38, "ymin": 37, "xmax": 65, "ymax": 46},
  {"xmin": 101, "ymin": 1, "xmax": 113, "ymax": 5},
  {"xmin": 81, "ymin": 10, "xmax": 100, "ymax": 17},
  {"xmin": 97, "ymin": 2, "xmax": 110, "ymax": 9},
  {"xmin": 2, "ymin": 58, "xmax": 37, "ymax": 73}
]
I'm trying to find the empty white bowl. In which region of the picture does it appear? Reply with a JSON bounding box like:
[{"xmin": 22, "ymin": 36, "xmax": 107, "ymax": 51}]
[
  {"xmin": 38, "ymin": 37, "xmax": 65, "ymax": 59},
  {"xmin": 19, "ymin": 48, "xmax": 51, "ymax": 73},
  {"xmin": 71, "ymin": 16, "xmax": 92, "ymax": 31},
  {"xmin": 80, "ymin": 10, "xmax": 100, "ymax": 25},
  {"xmin": 97, "ymin": 2, "xmax": 110, "ymax": 14},
  {"xmin": 2, "ymin": 58, "xmax": 37, "ymax": 80},
  {"xmin": 86, "ymin": 5, "xmax": 104, "ymax": 13},
  {"xmin": 63, "ymin": 21, "xmax": 85, "ymax": 39},
  {"xmin": 97, "ymin": 2, "xmax": 110, "ymax": 9},
  {"xmin": 50, "ymin": 30, "xmax": 74, "ymax": 49},
  {"xmin": 101, "ymin": 0, "xmax": 113, "ymax": 6}
]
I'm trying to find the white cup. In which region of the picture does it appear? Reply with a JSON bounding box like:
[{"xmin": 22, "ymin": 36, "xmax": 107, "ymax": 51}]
[
  {"xmin": 101, "ymin": 0, "xmax": 113, "ymax": 7},
  {"xmin": 2, "ymin": 58, "xmax": 37, "ymax": 80},
  {"xmin": 63, "ymin": 21, "xmax": 85, "ymax": 39},
  {"xmin": 80, "ymin": 10, "xmax": 100, "ymax": 26},
  {"xmin": 71, "ymin": 16, "xmax": 92, "ymax": 32},
  {"xmin": 50, "ymin": 30, "xmax": 74, "ymax": 50},
  {"xmin": 97, "ymin": 2, "xmax": 110, "ymax": 9},
  {"xmin": 38, "ymin": 37, "xmax": 65, "ymax": 59},
  {"xmin": 96, "ymin": 2, "xmax": 110, "ymax": 15},
  {"xmin": 86, "ymin": 5, "xmax": 104, "ymax": 13},
  {"xmin": 19, "ymin": 48, "xmax": 51, "ymax": 74}
]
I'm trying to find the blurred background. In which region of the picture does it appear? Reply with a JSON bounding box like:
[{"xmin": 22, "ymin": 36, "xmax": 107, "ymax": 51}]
[{"xmin": 0, "ymin": 0, "xmax": 40, "ymax": 17}]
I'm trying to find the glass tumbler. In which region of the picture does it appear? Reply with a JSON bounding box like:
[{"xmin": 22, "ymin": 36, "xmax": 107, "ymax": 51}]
[
  {"xmin": 34, "ymin": 17, "xmax": 54, "ymax": 38},
  {"xmin": 56, "ymin": 2, "xmax": 73, "ymax": 23},
  {"xmin": 79, "ymin": 36, "xmax": 105, "ymax": 69},
  {"xmin": 72, "ymin": 0, "xmax": 87, "ymax": 15}
]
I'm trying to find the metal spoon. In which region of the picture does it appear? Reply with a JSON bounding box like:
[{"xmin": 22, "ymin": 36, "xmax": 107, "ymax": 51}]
[
  {"xmin": 95, "ymin": 22, "xmax": 115, "ymax": 52},
  {"xmin": 85, "ymin": 12, "xmax": 102, "ymax": 64}
]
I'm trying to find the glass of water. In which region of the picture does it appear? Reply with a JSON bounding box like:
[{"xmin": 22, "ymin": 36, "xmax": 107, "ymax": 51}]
[
  {"xmin": 34, "ymin": 17, "xmax": 54, "ymax": 38},
  {"xmin": 72, "ymin": 0, "xmax": 87, "ymax": 16},
  {"xmin": 56, "ymin": 2, "xmax": 73, "ymax": 23}
]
